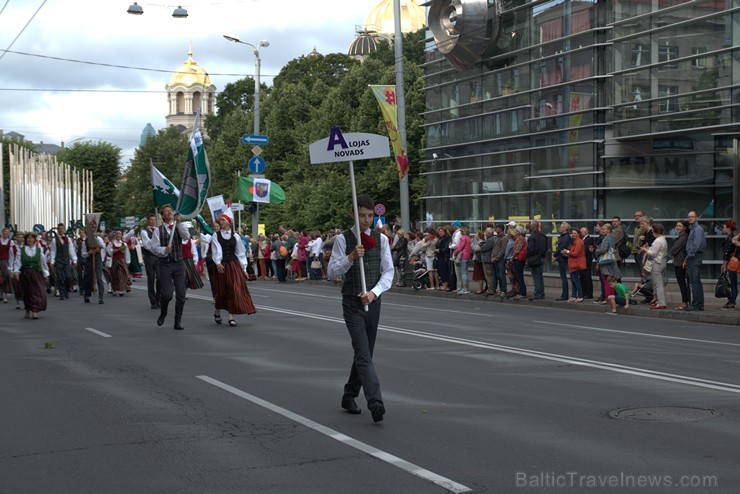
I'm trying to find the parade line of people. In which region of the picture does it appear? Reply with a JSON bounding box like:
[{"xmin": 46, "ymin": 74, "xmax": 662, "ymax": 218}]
[{"xmin": 2, "ymin": 209, "xmax": 740, "ymax": 323}]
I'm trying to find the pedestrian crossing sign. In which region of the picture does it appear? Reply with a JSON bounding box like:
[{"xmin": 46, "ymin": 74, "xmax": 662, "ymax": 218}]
[{"xmin": 374, "ymin": 216, "xmax": 385, "ymax": 229}]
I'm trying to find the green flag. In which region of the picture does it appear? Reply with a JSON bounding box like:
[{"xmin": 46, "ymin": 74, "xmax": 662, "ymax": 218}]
[
  {"xmin": 175, "ymin": 110, "xmax": 211, "ymax": 220},
  {"xmin": 238, "ymin": 176, "xmax": 286, "ymax": 204},
  {"xmin": 150, "ymin": 163, "xmax": 212, "ymax": 234}
]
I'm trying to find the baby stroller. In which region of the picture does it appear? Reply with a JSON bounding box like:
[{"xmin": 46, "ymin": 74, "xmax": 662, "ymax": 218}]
[
  {"xmin": 411, "ymin": 259, "xmax": 432, "ymax": 291},
  {"xmin": 631, "ymin": 278, "xmax": 654, "ymax": 304}
]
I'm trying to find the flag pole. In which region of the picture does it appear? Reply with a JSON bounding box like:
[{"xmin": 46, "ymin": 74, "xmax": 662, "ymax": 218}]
[{"xmin": 348, "ymin": 160, "xmax": 369, "ymax": 312}]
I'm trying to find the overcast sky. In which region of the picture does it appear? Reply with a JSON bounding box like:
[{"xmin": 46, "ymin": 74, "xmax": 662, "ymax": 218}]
[{"xmin": 0, "ymin": 0, "xmax": 391, "ymax": 165}]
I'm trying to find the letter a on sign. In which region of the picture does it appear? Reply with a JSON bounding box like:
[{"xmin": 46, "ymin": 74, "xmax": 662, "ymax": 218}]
[{"xmin": 327, "ymin": 128, "xmax": 348, "ymax": 151}]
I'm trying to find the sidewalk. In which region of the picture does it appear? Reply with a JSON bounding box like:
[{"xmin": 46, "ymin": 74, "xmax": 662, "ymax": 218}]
[{"xmin": 388, "ymin": 274, "xmax": 740, "ymax": 327}]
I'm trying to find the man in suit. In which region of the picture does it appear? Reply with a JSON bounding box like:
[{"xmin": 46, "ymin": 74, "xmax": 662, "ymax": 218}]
[
  {"xmin": 328, "ymin": 194, "xmax": 394, "ymax": 423},
  {"xmin": 133, "ymin": 214, "xmax": 160, "ymax": 309}
]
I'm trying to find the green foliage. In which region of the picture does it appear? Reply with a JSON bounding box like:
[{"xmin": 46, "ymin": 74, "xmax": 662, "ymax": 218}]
[
  {"xmin": 117, "ymin": 127, "xmax": 188, "ymax": 217},
  {"xmin": 56, "ymin": 141, "xmax": 122, "ymax": 223}
]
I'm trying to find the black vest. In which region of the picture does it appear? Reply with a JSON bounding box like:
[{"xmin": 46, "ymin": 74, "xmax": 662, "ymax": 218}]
[
  {"xmin": 159, "ymin": 224, "xmax": 182, "ymax": 262},
  {"xmin": 341, "ymin": 229, "xmax": 382, "ymax": 297},
  {"xmin": 217, "ymin": 231, "xmax": 237, "ymax": 262},
  {"xmin": 55, "ymin": 237, "xmax": 70, "ymax": 264}
]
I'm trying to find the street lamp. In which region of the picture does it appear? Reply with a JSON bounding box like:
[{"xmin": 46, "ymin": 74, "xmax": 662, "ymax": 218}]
[
  {"xmin": 126, "ymin": 3, "xmax": 189, "ymax": 18},
  {"xmin": 223, "ymin": 35, "xmax": 269, "ymax": 134},
  {"xmin": 224, "ymin": 34, "xmax": 269, "ymax": 239}
]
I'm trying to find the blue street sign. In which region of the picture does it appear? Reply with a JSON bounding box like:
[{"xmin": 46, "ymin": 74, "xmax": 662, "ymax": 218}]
[
  {"xmin": 241, "ymin": 134, "xmax": 269, "ymax": 145},
  {"xmin": 374, "ymin": 216, "xmax": 386, "ymax": 229},
  {"xmin": 248, "ymin": 155, "xmax": 266, "ymax": 174}
]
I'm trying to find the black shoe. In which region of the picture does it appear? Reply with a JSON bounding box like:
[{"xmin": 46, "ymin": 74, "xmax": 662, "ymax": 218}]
[
  {"xmin": 369, "ymin": 402, "xmax": 385, "ymax": 423},
  {"xmin": 556, "ymin": 297, "xmax": 568, "ymax": 301},
  {"xmin": 341, "ymin": 398, "xmax": 361, "ymax": 415},
  {"xmin": 150, "ymin": 305, "xmax": 158, "ymax": 310},
  {"xmin": 84, "ymin": 297, "xmax": 90, "ymax": 303},
  {"xmin": 173, "ymin": 320, "xmax": 184, "ymax": 330},
  {"xmin": 99, "ymin": 299, "xmax": 104, "ymax": 304},
  {"xmin": 157, "ymin": 313, "xmax": 166, "ymax": 326}
]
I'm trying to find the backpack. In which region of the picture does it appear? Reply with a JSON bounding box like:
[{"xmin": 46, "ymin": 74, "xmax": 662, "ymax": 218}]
[
  {"xmin": 279, "ymin": 245, "xmax": 289, "ymax": 258},
  {"xmin": 617, "ymin": 239, "xmax": 631, "ymax": 259}
]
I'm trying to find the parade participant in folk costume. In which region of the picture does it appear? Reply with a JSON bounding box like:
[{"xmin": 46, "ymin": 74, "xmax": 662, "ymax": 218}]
[
  {"xmin": 0, "ymin": 227, "xmax": 12, "ymax": 303},
  {"xmin": 49, "ymin": 223, "xmax": 77, "ymax": 301},
  {"xmin": 149, "ymin": 204, "xmax": 190, "ymax": 330},
  {"xmin": 210, "ymin": 209, "xmax": 256, "ymax": 326},
  {"xmin": 129, "ymin": 214, "xmax": 160, "ymax": 309},
  {"xmin": 328, "ymin": 194, "xmax": 394, "ymax": 423},
  {"xmin": 127, "ymin": 233, "xmax": 143, "ymax": 279},
  {"xmin": 8, "ymin": 231, "xmax": 25, "ymax": 309},
  {"xmin": 75, "ymin": 229, "xmax": 87, "ymax": 298},
  {"xmin": 11, "ymin": 231, "xmax": 49, "ymax": 320},
  {"xmin": 81, "ymin": 217, "xmax": 107, "ymax": 304},
  {"xmin": 181, "ymin": 231, "xmax": 203, "ymax": 290},
  {"xmin": 199, "ymin": 219, "xmax": 220, "ymax": 289},
  {"xmin": 107, "ymin": 230, "xmax": 131, "ymax": 296}
]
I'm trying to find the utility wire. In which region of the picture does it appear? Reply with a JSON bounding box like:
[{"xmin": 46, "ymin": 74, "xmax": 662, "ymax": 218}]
[
  {"xmin": 0, "ymin": 0, "xmax": 47, "ymax": 63},
  {"xmin": 0, "ymin": 48, "xmax": 278, "ymax": 78},
  {"xmin": 0, "ymin": 0, "xmax": 10, "ymax": 16}
]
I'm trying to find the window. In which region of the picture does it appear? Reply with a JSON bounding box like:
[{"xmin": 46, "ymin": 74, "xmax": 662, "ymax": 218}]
[
  {"xmin": 692, "ymin": 47, "xmax": 708, "ymax": 68},
  {"xmin": 631, "ymin": 44, "xmax": 649, "ymax": 67},
  {"xmin": 658, "ymin": 85, "xmax": 679, "ymax": 112},
  {"xmin": 658, "ymin": 44, "xmax": 678, "ymax": 68}
]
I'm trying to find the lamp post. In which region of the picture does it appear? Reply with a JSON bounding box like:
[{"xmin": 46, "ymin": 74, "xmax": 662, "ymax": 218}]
[{"xmin": 224, "ymin": 34, "xmax": 269, "ymax": 239}]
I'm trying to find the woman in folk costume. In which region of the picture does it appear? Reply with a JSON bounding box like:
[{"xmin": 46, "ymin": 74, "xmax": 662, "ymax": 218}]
[
  {"xmin": 0, "ymin": 227, "xmax": 12, "ymax": 303},
  {"xmin": 210, "ymin": 209, "xmax": 256, "ymax": 326},
  {"xmin": 181, "ymin": 232, "xmax": 204, "ymax": 290},
  {"xmin": 8, "ymin": 231, "xmax": 25, "ymax": 309},
  {"xmin": 11, "ymin": 231, "xmax": 49, "ymax": 319},
  {"xmin": 106, "ymin": 230, "xmax": 131, "ymax": 296},
  {"xmin": 127, "ymin": 233, "xmax": 143, "ymax": 279}
]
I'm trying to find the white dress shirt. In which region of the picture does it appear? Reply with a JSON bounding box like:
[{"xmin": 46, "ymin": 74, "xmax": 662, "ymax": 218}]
[
  {"xmin": 150, "ymin": 222, "xmax": 191, "ymax": 258},
  {"xmin": 11, "ymin": 245, "xmax": 50, "ymax": 277},
  {"xmin": 328, "ymin": 228, "xmax": 394, "ymax": 298},
  {"xmin": 49, "ymin": 236, "xmax": 78, "ymax": 264}
]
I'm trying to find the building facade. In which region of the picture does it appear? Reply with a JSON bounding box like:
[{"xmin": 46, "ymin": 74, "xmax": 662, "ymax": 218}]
[
  {"xmin": 423, "ymin": 0, "xmax": 740, "ymax": 276},
  {"xmin": 165, "ymin": 47, "xmax": 216, "ymax": 134}
]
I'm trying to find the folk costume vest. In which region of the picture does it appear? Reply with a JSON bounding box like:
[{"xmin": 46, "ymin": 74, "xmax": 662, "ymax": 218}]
[
  {"xmin": 158, "ymin": 224, "xmax": 183, "ymax": 262},
  {"xmin": 21, "ymin": 246, "xmax": 43, "ymax": 272},
  {"xmin": 55, "ymin": 237, "xmax": 70, "ymax": 264},
  {"xmin": 0, "ymin": 238, "xmax": 10, "ymax": 260},
  {"xmin": 217, "ymin": 231, "xmax": 237, "ymax": 263},
  {"xmin": 341, "ymin": 229, "xmax": 382, "ymax": 297}
]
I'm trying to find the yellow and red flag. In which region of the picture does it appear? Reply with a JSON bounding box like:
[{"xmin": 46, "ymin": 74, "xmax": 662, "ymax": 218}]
[{"xmin": 370, "ymin": 85, "xmax": 409, "ymax": 178}]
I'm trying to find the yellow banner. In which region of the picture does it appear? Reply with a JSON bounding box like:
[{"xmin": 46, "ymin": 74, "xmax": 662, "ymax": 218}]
[{"xmin": 370, "ymin": 85, "xmax": 409, "ymax": 178}]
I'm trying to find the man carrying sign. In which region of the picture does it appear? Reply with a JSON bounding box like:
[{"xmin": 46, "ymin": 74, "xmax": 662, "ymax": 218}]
[{"xmin": 328, "ymin": 194, "xmax": 394, "ymax": 423}]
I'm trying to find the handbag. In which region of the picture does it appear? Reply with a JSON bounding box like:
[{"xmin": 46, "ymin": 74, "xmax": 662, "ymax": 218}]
[
  {"xmin": 310, "ymin": 259, "xmax": 322, "ymax": 269},
  {"xmin": 598, "ymin": 238, "xmax": 615, "ymax": 265},
  {"xmin": 526, "ymin": 254, "xmax": 542, "ymax": 268},
  {"xmin": 729, "ymin": 248, "xmax": 740, "ymax": 273},
  {"xmin": 715, "ymin": 270, "xmax": 732, "ymax": 298},
  {"xmin": 643, "ymin": 258, "xmax": 654, "ymax": 273}
]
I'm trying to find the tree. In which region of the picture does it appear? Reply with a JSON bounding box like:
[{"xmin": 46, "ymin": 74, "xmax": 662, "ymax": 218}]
[
  {"xmin": 117, "ymin": 126, "xmax": 189, "ymax": 218},
  {"xmin": 57, "ymin": 141, "xmax": 121, "ymax": 224}
]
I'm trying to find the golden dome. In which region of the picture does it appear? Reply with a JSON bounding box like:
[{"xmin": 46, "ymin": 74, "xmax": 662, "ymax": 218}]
[
  {"xmin": 168, "ymin": 49, "xmax": 212, "ymax": 87},
  {"xmin": 348, "ymin": 30, "xmax": 380, "ymax": 58},
  {"xmin": 364, "ymin": 0, "xmax": 426, "ymax": 35}
]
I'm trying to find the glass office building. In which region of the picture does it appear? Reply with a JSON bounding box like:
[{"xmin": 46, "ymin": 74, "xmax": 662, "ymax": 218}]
[{"xmin": 423, "ymin": 0, "xmax": 740, "ymax": 275}]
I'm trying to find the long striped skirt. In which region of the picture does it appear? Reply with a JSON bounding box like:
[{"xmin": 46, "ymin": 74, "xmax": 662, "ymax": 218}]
[
  {"xmin": 183, "ymin": 258, "xmax": 204, "ymax": 290},
  {"xmin": 110, "ymin": 258, "xmax": 130, "ymax": 293},
  {"xmin": 0, "ymin": 258, "xmax": 11, "ymax": 294},
  {"xmin": 212, "ymin": 260, "xmax": 256, "ymax": 315},
  {"xmin": 19, "ymin": 267, "xmax": 47, "ymax": 312}
]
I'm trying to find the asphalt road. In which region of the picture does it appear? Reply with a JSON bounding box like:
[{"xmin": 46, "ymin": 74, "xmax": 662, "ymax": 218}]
[{"xmin": 1, "ymin": 278, "xmax": 739, "ymax": 493}]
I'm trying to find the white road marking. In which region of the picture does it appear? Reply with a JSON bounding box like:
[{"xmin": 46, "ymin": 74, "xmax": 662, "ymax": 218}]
[
  {"xmin": 196, "ymin": 375, "xmax": 472, "ymax": 493},
  {"xmin": 84, "ymin": 327, "xmax": 112, "ymax": 338},
  {"xmin": 137, "ymin": 287, "xmax": 740, "ymax": 395},
  {"xmin": 533, "ymin": 320, "xmax": 740, "ymax": 348}
]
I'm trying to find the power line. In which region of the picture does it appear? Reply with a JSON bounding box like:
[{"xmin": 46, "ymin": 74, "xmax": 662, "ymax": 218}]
[
  {"xmin": 0, "ymin": 48, "xmax": 279, "ymax": 78},
  {"xmin": 0, "ymin": 0, "xmax": 47, "ymax": 63}
]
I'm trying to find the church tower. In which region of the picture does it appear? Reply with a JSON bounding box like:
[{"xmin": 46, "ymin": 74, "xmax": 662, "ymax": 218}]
[{"xmin": 165, "ymin": 45, "xmax": 216, "ymax": 135}]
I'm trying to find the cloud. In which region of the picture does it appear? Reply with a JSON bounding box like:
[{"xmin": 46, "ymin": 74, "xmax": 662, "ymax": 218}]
[{"xmin": 0, "ymin": 0, "xmax": 387, "ymax": 164}]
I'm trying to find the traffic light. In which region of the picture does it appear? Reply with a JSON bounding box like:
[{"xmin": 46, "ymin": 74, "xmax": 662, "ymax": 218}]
[{"xmin": 248, "ymin": 202, "xmax": 258, "ymax": 214}]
